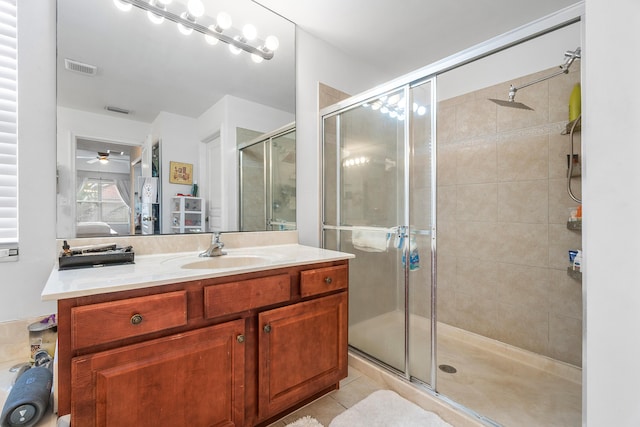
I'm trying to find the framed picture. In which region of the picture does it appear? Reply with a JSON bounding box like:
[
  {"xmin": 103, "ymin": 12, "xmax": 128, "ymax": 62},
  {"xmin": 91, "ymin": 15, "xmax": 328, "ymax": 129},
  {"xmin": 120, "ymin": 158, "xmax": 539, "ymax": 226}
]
[{"xmin": 169, "ymin": 161, "xmax": 193, "ymax": 185}]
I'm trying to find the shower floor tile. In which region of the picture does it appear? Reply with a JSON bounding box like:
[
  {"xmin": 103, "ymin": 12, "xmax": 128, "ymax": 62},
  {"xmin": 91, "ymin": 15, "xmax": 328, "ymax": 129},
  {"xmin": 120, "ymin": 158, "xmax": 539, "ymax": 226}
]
[{"xmin": 349, "ymin": 311, "xmax": 581, "ymax": 426}]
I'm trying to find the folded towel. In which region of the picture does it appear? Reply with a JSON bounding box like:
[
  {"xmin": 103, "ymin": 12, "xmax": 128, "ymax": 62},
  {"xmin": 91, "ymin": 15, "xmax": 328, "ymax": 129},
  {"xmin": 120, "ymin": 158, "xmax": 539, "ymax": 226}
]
[{"xmin": 352, "ymin": 230, "xmax": 389, "ymax": 252}]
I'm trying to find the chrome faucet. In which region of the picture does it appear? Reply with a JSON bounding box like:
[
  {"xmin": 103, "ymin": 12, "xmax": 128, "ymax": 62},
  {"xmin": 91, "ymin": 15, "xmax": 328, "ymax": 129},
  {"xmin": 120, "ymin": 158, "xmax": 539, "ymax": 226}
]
[{"xmin": 200, "ymin": 232, "xmax": 227, "ymax": 257}]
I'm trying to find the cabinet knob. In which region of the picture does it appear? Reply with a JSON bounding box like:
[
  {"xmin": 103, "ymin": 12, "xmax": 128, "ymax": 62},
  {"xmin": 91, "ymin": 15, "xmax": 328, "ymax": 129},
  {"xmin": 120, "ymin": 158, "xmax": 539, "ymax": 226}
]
[
  {"xmin": 263, "ymin": 324, "xmax": 272, "ymax": 333},
  {"xmin": 236, "ymin": 334, "xmax": 245, "ymax": 343},
  {"xmin": 130, "ymin": 314, "xmax": 143, "ymax": 325},
  {"xmin": 324, "ymin": 277, "xmax": 333, "ymax": 284}
]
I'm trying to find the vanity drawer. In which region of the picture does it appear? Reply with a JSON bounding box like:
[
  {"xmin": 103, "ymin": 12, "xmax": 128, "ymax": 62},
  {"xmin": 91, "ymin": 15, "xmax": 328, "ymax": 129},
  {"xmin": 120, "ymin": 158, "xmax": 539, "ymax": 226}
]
[
  {"xmin": 204, "ymin": 274, "xmax": 291, "ymax": 319},
  {"xmin": 300, "ymin": 264, "xmax": 348, "ymax": 298},
  {"xmin": 71, "ymin": 291, "xmax": 188, "ymax": 350}
]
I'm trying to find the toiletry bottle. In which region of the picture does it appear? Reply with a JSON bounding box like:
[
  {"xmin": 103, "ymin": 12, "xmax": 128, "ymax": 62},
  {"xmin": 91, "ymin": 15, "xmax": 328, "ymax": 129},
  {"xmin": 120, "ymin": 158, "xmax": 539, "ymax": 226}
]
[{"xmin": 569, "ymin": 83, "xmax": 581, "ymax": 122}]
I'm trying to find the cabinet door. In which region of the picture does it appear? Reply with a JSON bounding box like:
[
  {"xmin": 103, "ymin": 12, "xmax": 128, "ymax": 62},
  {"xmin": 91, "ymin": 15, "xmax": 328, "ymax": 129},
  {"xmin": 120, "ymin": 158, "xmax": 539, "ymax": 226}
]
[
  {"xmin": 258, "ymin": 292, "xmax": 348, "ymax": 419},
  {"xmin": 72, "ymin": 321, "xmax": 245, "ymax": 427}
]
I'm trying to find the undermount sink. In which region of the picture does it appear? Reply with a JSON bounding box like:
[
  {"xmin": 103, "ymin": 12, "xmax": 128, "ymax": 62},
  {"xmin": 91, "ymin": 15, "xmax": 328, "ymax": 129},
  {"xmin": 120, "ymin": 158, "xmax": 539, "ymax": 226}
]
[{"xmin": 181, "ymin": 255, "xmax": 273, "ymax": 270}]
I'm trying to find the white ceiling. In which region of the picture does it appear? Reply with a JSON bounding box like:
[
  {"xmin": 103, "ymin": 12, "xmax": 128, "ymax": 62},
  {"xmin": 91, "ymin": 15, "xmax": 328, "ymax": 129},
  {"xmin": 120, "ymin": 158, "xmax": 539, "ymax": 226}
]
[
  {"xmin": 57, "ymin": 0, "xmax": 295, "ymax": 123},
  {"xmin": 254, "ymin": 0, "xmax": 579, "ymax": 77},
  {"xmin": 58, "ymin": 0, "xmax": 579, "ymax": 126}
]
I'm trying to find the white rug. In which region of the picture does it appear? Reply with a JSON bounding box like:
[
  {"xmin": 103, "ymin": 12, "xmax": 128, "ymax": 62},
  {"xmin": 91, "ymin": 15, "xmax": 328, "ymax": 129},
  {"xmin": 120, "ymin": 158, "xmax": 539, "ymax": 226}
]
[
  {"xmin": 329, "ymin": 390, "xmax": 453, "ymax": 427},
  {"xmin": 286, "ymin": 415, "xmax": 324, "ymax": 427}
]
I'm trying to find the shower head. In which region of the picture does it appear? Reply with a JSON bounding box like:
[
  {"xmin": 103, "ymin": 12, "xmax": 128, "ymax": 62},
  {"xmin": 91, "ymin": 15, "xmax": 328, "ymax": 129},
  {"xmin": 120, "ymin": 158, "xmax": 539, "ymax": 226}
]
[
  {"xmin": 488, "ymin": 97, "xmax": 534, "ymax": 110},
  {"xmin": 489, "ymin": 85, "xmax": 533, "ymax": 110},
  {"xmin": 488, "ymin": 47, "xmax": 581, "ymax": 111}
]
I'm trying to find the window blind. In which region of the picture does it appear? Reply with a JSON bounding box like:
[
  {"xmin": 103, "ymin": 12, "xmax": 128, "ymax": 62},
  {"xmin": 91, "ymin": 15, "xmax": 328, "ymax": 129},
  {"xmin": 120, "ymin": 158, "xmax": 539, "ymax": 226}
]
[{"xmin": 0, "ymin": 0, "xmax": 17, "ymax": 254}]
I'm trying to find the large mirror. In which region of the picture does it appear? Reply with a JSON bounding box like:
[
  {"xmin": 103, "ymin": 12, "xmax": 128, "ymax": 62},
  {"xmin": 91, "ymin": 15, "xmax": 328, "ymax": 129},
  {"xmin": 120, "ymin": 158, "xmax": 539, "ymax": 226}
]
[{"xmin": 56, "ymin": 0, "xmax": 295, "ymax": 238}]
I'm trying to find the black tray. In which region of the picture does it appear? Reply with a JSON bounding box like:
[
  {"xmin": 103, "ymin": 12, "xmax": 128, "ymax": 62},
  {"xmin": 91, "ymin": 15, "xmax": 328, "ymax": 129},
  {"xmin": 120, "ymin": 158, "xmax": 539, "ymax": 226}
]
[{"xmin": 58, "ymin": 250, "xmax": 135, "ymax": 270}]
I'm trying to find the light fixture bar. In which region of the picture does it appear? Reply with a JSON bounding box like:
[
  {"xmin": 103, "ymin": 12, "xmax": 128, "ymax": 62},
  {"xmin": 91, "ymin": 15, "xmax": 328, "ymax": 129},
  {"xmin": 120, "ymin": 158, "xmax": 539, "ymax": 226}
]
[{"xmin": 120, "ymin": 0, "xmax": 274, "ymax": 60}]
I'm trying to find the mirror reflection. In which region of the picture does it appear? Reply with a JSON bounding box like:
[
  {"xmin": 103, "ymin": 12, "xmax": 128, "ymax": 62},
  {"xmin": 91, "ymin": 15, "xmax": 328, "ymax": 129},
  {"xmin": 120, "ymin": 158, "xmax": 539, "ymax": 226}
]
[{"xmin": 56, "ymin": 0, "xmax": 295, "ymax": 238}]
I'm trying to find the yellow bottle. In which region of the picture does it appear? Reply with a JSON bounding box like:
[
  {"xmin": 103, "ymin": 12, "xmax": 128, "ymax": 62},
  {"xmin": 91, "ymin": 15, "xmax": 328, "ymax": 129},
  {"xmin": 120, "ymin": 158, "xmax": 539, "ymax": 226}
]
[{"xmin": 569, "ymin": 83, "xmax": 581, "ymax": 122}]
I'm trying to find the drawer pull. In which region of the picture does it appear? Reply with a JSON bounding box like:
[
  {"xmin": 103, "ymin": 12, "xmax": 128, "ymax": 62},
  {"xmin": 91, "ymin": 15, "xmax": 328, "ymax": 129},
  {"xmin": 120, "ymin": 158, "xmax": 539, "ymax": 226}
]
[
  {"xmin": 263, "ymin": 324, "xmax": 272, "ymax": 333},
  {"xmin": 236, "ymin": 334, "xmax": 245, "ymax": 343},
  {"xmin": 324, "ymin": 277, "xmax": 333, "ymax": 284},
  {"xmin": 130, "ymin": 314, "xmax": 143, "ymax": 325}
]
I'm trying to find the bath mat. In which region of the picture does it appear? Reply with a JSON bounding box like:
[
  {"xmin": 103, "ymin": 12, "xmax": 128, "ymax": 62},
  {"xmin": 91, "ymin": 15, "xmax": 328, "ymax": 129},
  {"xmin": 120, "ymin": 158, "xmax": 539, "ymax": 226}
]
[
  {"xmin": 329, "ymin": 390, "xmax": 453, "ymax": 427},
  {"xmin": 286, "ymin": 415, "xmax": 324, "ymax": 427}
]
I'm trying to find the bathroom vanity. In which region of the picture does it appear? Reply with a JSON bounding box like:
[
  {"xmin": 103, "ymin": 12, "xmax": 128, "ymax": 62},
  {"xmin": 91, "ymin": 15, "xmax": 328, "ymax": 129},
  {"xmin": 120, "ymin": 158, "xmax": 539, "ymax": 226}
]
[{"xmin": 42, "ymin": 241, "xmax": 353, "ymax": 426}]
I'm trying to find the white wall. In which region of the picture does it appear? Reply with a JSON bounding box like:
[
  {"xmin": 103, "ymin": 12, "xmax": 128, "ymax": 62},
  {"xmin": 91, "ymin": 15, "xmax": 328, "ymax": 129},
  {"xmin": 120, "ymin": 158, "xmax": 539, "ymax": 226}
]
[
  {"xmin": 2, "ymin": 0, "xmax": 58, "ymax": 321},
  {"xmin": 583, "ymin": 0, "xmax": 640, "ymax": 425},
  {"xmin": 197, "ymin": 95, "xmax": 293, "ymax": 231},
  {"xmin": 295, "ymin": 29, "xmax": 390, "ymax": 246}
]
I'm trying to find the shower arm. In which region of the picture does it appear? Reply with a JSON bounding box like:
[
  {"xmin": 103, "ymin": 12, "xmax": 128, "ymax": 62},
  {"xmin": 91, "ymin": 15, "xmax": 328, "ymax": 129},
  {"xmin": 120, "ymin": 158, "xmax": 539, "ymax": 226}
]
[{"xmin": 509, "ymin": 48, "xmax": 581, "ymax": 101}]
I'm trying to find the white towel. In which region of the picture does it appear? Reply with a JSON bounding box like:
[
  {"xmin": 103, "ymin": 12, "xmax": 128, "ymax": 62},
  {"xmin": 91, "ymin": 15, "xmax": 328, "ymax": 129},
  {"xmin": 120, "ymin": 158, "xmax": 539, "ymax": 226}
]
[{"xmin": 352, "ymin": 230, "xmax": 389, "ymax": 252}]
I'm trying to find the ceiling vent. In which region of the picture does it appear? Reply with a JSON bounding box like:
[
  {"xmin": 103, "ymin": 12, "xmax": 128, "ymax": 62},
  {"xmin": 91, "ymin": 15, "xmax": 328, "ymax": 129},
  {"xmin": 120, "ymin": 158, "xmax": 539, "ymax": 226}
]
[
  {"xmin": 105, "ymin": 105, "xmax": 132, "ymax": 115},
  {"xmin": 64, "ymin": 58, "xmax": 97, "ymax": 76}
]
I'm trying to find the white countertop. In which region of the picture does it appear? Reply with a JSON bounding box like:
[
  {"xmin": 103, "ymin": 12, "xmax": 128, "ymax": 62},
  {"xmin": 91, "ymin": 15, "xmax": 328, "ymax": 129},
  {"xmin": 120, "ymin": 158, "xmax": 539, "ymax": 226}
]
[{"xmin": 42, "ymin": 244, "xmax": 354, "ymax": 301}]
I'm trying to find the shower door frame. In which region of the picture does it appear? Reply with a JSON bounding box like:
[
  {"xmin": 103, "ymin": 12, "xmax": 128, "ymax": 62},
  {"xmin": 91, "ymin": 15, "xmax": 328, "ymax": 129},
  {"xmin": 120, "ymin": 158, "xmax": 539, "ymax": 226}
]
[{"xmin": 320, "ymin": 2, "xmax": 584, "ymax": 423}]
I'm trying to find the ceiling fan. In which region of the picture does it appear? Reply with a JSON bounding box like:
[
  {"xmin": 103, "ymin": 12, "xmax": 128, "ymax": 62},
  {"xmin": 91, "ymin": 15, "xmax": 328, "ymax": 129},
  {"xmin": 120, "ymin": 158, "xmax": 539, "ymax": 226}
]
[{"xmin": 80, "ymin": 150, "xmax": 129, "ymax": 165}]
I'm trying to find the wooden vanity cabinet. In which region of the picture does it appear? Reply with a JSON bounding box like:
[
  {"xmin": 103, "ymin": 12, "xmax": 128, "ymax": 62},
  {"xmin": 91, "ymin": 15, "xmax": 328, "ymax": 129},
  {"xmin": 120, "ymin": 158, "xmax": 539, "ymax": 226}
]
[{"xmin": 56, "ymin": 260, "xmax": 348, "ymax": 427}]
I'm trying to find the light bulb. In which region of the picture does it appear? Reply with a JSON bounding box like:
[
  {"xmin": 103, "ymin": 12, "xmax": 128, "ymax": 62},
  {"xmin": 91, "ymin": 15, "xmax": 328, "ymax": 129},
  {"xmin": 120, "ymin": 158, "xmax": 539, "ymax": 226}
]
[
  {"xmin": 417, "ymin": 105, "xmax": 427, "ymax": 116},
  {"xmin": 229, "ymin": 36, "xmax": 242, "ymax": 55},
  {"xmin": 413, "ymin": 102, "xmax": 418, "ymax": 112},
  {"xmin": 113, "ymin": 0, "xmax": 132, "ymax": 12},
  {"xmin": 387, "ymin": 94, "xmax": 400, "ymax": 105},
  {"xmin": 265, "ymin": 35, "xmax": 279, "ymax": 51},
  {"xmin": 147, "ymin": 10, "xmax": 164, "ymax": 24},
  {"xmin": 99, "ymin": 158, "xmax": 109, "ymax": 165},
  {"xmin": 178, "ymin": 12, "xmax": 193, "ymax": 35},
  {"xmin": 205, "ymin": 25, "xmax": 219, "ymax": 45},
  {"xmin": 242, "ymin": 24, "xmax": 257, "ymax": 41},
  {"xmin": 380, "ymin": 106, "xmax": 389, "ymax": 114},
  {"xmin": 147, "ymin": 1, "xmax": 165, "ymax": 25},
  {"xmin": 216, "ymin": 12, "xmax": 232, "ymax": 30},
  {"xmin": 187, "ymin": 0, "xmax": 204, "ymax": 18},
  {"xmin": 251, "ymin": 54, "xmax": 264, "ymax": 63}
]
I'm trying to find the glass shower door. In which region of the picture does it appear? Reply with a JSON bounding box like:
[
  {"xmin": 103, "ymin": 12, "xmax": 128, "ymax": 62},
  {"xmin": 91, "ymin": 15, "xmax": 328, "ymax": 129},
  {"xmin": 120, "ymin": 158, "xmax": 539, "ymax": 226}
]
[
  {"xmin": 323, "ymin": 81, "xmax": 436, "ymax": 386},
  {"xmin": 323, "ymin": 88, "xmax": 410, "ymax": 374}
]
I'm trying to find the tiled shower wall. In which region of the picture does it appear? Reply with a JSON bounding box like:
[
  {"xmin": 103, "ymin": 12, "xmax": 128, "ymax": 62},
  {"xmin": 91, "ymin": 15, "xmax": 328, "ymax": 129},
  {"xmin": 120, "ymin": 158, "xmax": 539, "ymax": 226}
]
[{"xmin": 435, "ymin": 64, "xmax": 582, "ymax": 366}]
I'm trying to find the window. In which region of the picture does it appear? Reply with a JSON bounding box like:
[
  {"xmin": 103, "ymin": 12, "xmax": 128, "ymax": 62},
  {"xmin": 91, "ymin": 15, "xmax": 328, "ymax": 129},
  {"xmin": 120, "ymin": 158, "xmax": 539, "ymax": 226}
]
[
  {"xmin": 0, "ymin": 0, "xmax": 17, "ymax": 260},
  {"xmin": 76, "ymin": 178, "xmax": 129, "ymax": 225}
]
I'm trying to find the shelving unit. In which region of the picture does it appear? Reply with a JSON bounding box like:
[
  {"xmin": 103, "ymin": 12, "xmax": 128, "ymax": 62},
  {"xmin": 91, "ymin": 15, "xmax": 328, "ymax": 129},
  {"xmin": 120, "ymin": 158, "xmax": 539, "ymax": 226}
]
[
  {"xmin": 170, "ymin": 196, "xmax": 205, "ymax": 233},
  {"xmin": 566, "ymin": 220, "xmax": 582, "ymax": 281}
]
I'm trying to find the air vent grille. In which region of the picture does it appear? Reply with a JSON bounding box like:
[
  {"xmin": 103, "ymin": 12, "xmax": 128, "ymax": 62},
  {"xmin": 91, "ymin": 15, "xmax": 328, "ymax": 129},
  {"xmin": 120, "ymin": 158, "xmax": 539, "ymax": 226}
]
[
  {"xmin": 64, "ymin": 59, "xmax": 97, "ymax": 76},
  {"xmin": 105, "ymin": 106, "xmax": 131, "ymax": 115}
]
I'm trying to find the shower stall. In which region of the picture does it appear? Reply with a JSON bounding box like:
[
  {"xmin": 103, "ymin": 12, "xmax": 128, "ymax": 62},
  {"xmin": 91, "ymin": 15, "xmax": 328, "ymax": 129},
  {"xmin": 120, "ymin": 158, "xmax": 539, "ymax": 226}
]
[
  {"xmin": 321, "ymin": 9, "xmax": 583, "ymax": 427},
  {"xmin": 239, "ymin": 124, "xmax": 296, "ymax": 231}
]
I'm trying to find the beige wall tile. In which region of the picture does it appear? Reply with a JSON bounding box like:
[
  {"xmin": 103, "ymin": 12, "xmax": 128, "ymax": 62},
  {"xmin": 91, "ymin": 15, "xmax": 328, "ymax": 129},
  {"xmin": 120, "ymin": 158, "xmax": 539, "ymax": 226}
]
[
  {"xmin": 437, "ymin": 145, "xmax": 457, "ymax": 186},
  {"xmin": 457, "ymin": 140, "xmax": 497, "ymax": 184},
  {"xmin": 436, "ymin": 104, "xmax": 456, "ymax": 145},
  {"xmin": 456, "ymin": 258, "xmax": 498, "ymax": 300},
  {"xmin": 495, "ymin": 263, "xmax": 550, "ymax": 308},
  {"xmin": 453, "ymin": 293, "xmax": 501, "ymax": 338},
  {"xmin": 437, "ymin": 185, "xmax": 456, "ymax": 221},
  {"xmin": 495, "ymin": 301, "xmax": 549, "ymax": 355},
  {"xmin": 549, "ymin": 313, "xmax": 582, "ymax": 366},
  {"xmin": 456, "ymin": 221, "xmax": 499, "ymax": 261},
  {"xmin": 457, "ymin": 183, "xmax": 498, "ymax": 223},
  {"xmin": 498, "ymin": 180, "xmax": 548, "ymax": 224},
  {"xmin": 497, "ymin": 132, "xmax": 549, "ymax": 181},
  {"xmin": 455, "ymin": 97, "xmax": 497, "ymax": 140},
  {"xmin": 495, "ymin": 223, "xmax": 548, "ymax": 267},
  {"xmin": 437, "ymin": 220, "xmax": 457, "ymax": 258},
  {"xmin": 549, "ymin": 268, "xmax": 583, "ymax": 319}
]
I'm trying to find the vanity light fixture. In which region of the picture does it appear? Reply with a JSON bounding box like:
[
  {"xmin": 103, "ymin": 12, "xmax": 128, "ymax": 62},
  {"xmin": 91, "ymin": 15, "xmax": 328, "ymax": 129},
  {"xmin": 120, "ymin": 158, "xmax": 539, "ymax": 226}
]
[{"xmin": 114, "ymin": 0, "xmax": 279, "ymax": 61}]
